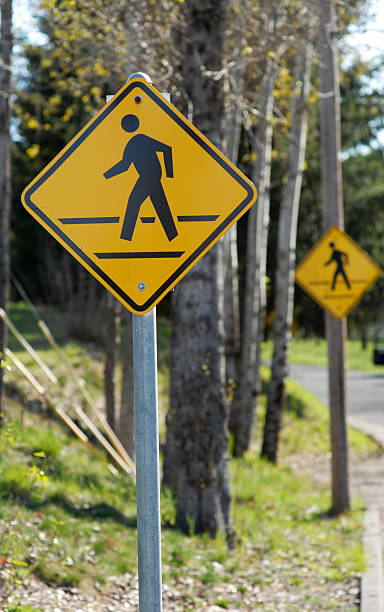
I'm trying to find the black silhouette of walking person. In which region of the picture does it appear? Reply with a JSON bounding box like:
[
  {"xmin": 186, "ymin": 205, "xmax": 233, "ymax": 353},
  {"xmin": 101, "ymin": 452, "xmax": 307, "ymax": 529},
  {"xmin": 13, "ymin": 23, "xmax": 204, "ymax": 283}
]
[
  {"xmin": 104, "ymin": 114, "xmax": 178, "ymax": 242},
  {"xmin": 324, "ymin": 242, "xmax": 351, "ymax": 290}
]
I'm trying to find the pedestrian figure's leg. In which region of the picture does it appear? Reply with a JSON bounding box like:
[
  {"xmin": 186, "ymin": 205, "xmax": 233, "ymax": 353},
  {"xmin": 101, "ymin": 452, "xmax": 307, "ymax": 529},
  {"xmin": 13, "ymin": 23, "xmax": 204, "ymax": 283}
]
[
  {"xmin": 121, "ymin": 179, "xmax": 148, "ymax": 241},
  {"xmin": 332, "ymin": 271, "xmax": 338, "ymax": 290},
  {"xmin": 341, "ymin": 269, "xmax": 351, "ymax": 289},
  {"xmin": 150, "ymin": 183, "xmax": 178, "ymax": 241}
]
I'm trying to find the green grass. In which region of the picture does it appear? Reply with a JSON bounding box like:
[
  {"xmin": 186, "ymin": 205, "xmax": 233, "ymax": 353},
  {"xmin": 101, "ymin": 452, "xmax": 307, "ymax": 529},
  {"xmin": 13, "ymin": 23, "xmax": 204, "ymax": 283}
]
[
  {"xmin": 230, "ymin": 456, "xmax": 364, "ymax": 580},
  {"xmin": 1, "ymin": 372, "xmax": 371, "ymax": 608},
  {"xmin": 0, "ymin": 411, "xmax": 138, "ymax": 590},
  {"xmin": 0, "ymin": 302, "xmax": 379, "ymax": 609},
  {"xmin": 262, "ymin": 336, "xmax": 382, "ymax": 371},
  {"xmin": 3, "ymin": 607, "xmax": 42, "ymax": 612}
]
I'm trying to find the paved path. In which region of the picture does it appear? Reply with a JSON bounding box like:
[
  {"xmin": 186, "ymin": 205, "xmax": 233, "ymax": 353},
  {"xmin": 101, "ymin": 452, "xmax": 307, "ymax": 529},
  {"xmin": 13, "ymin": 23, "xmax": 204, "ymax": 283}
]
[
  {"xmin": 289, "ymin": 363, "xmax": 384, "ymax": 443},
  {"xmin": 288, "ymin": 363, "xmax": 384, "ymax": 427},
  {"xmin": 288, "ymin": 363, "xmax": 384, "ymax": 610}
]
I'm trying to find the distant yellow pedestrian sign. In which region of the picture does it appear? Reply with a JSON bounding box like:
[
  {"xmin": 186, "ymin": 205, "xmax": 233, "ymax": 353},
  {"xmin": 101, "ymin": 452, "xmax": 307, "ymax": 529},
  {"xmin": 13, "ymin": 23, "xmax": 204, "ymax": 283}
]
[
  {"xmin": 295, "ymin": 226, "xmax": 381, "ymax": 319},
  {"xmin": 21, "ymin": 77, "xmax": 257, "ymax": 314}
]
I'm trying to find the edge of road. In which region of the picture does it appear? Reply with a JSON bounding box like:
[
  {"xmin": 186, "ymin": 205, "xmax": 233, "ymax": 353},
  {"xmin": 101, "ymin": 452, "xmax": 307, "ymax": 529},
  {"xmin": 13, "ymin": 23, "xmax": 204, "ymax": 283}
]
[
  {"xmin": 348, "ymin": 417, "xmax": 384, "ymax": 612},
  {"xmin": 361, "ymin": 508, "xmax": 383, "ymax": 612}
]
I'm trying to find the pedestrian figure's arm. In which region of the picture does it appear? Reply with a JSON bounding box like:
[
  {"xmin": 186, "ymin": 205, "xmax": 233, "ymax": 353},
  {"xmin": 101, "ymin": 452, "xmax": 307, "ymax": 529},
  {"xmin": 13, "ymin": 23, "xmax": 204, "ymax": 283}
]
[
  {"xmin": 151, "ymin": 138, "xmax": 173, "ymax": 178},
  {"xmin": 104, "ymin": 144, "xmax": 133, "ymax": 179},
  {"xmin": 324, "ymin": 257, "xmax": 332, "ymax": 266},
  {"xmin": 162, "ymin": 145, "xmax": 174, "ymax": 178},
  {"xmin": 104, "ymin": 160, "xmax": 127, "ymax": 179}
]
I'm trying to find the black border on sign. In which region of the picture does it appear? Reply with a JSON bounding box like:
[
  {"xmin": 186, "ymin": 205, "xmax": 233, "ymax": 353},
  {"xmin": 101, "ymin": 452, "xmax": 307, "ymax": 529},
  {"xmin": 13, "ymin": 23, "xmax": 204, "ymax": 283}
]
[{"xmin": 22, "ymin": 80, "xmax": 256, "ymax": 313}]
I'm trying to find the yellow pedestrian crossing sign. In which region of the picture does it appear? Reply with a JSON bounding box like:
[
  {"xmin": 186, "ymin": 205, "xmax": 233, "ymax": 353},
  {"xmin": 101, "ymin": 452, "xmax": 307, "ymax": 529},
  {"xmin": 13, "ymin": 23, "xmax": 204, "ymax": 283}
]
[
  {"xmin": 295, "ymin": 226, "xmax": 381, "ymax": 319},
  {"xmin": 21, "ymin": 77, "xmax": 257, "ymax": 314}
]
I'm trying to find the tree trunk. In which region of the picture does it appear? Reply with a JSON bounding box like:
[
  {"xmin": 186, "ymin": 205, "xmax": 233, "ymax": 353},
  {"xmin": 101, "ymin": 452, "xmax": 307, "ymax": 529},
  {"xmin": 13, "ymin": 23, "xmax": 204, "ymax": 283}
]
[
  {"xmin": 360, "ymin": 328, "xmax": 367, "ymax": 350},
  {"xmin": 230, "ymin": 58, "xmax": 276, "ymax": 457},
  {"xmin": 0, "ymin": 0, "xmax": 12, "ymax": 421},
  {"xmin": 262, "ymin": 42, "xmax": 313, "ymax": 463},
  {"xmin": 318, "ymin": 0, "xmax": 349, "ymax": 514},
  {"xmin": 163, "ymin": 0, "xmax": 234, "ymax": 542},
  {"xmin": 119, "ymin": 309, "xmax": 135, "ymax": 459},
  {"xmin": 104, "ymin": 293, "xmax": 121, "ymax": 432},
  {"xmin": 222, "ymin": 67, "xmax": 244, "ymax": 393}
]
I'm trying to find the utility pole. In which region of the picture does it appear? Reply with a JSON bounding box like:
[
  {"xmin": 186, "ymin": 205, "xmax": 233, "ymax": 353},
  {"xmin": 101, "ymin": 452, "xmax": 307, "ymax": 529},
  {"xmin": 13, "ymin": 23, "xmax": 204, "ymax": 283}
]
[{"xmin": 318, "ymin": 0, "xmax": 349, "ymax": 514}]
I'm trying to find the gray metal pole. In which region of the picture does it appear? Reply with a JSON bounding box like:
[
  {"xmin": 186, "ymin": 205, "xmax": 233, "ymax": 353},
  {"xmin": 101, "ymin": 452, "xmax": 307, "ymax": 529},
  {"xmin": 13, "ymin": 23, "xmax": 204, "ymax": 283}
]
[
  {"xmin": 125, "ymin": 71, "xmax": 162, "ymax": 610},
  {"xmin": 132, "ymin": 308, "xmax": 162, "ymax": 611}
]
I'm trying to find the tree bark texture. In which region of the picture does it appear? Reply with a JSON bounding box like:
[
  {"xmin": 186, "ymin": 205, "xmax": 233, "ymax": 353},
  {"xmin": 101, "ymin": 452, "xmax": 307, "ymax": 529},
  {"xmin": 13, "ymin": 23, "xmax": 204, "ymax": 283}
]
[
  {"xmin": 230, "ymin": 59, "xmax": 276, "ymax": 457},
  {"xmin": 318, "ymin": 0, "xmax": 349, "ymax": 514},
  {"xmin": 222, "ymin": 67, "xmax": 244, "ymax": 393},
  {"xmin": 0, "ymin": 0, "xmax": 12, "ymax": 420},
  {"xmin": 262, "ymin": 43, "xmax": 313, "ymax": 463},
  {"xmin": 163, "ymin": 0, "xmax": 234, "ymax": 542},
  {"xmin": 119, "ymin": 309, "xmax": 135, "ymax": 460},
  {"xmin": 104, "ymin": 293, "xmax": 121, "ymax": 432}
]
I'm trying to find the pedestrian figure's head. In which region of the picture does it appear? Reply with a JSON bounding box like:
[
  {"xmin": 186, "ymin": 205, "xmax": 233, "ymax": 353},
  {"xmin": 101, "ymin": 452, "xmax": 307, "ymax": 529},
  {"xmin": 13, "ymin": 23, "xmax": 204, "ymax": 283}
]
[
  {"xmin": 121, "ymin": 114, "xmax": 140, "ymax": 133},
  {"xmin": 329, "ymin": 242, "xmax": 335, "ymax": 248}
]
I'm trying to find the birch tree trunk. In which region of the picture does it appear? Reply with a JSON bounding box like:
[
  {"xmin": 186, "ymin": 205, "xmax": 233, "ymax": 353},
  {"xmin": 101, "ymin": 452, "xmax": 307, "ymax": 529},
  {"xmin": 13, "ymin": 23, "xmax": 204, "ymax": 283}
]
[
  {"xmin": 230, "ymin": 58, "xmax": 276, "ymax": 457},
  {"xmin": 0, "ymin": 0, "xmax": 12, "ymax": 420},
  {"xmin": 163, "ymin": 0, "xmax": 234, "ymax": 542},
  {"xmin": 262, "ymin": 42, "xmax": 313, "ymax": 463},
  {"xmin": 119, "ymin": 309, "xmax": 135, "ymax": 459},
  {"xmin": 223, "ymin": 68, "xmax": 244, "ymax": 392}
]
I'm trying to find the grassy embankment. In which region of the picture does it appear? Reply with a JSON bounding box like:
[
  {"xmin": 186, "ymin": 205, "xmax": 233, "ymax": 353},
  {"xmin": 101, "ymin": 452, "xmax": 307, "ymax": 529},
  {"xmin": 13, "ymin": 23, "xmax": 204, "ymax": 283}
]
[
  {"xmin": 262, "ymin": 336, "xmax": 382, "ymax": 371},
  {"xmin": 0, "ymin": 302, "xmax": 380, "ymax": 610}
]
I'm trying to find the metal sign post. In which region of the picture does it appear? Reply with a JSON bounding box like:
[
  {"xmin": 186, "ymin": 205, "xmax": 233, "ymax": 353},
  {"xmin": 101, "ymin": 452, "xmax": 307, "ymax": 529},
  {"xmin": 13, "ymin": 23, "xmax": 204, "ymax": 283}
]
[
  {"xmin": 132, "ymin": 307, "xmax": 162, "ymax": 611},
  {"xmin": 131, "ymin": 73, "xmax": 162, "ymax": 611}
]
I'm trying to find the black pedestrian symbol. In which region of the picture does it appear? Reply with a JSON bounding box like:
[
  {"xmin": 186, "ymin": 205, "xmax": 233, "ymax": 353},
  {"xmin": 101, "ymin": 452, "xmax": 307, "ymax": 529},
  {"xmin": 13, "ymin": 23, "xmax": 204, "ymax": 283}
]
[
  {"xmin": 104, "ymin": 114, "xmax": 178, "ymax": 242},
  {"xmin": 324, "ymin": 242, "xmax": 351, "ymax": 290}
]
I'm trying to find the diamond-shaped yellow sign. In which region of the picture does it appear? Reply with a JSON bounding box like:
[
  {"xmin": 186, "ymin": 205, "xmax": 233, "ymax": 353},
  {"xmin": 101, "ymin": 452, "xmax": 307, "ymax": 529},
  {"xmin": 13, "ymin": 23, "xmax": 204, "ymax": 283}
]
[
  {"xmin": 295, "ymin": 226, "xmax": 381, "ymax": 319},
  {"xmin": 21, "ymin": 78, "xmax": 257, "ymax": 314}
]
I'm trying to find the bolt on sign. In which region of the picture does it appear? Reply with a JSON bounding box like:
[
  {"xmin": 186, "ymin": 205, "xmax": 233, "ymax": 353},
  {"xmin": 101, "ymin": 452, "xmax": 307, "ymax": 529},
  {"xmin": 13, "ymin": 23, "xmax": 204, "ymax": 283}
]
[
  {"xmin": 21, "ymin": 77, "xmax": 257, "ymax": 314},
  {"xmin": 295, "ymin": 226, "xmax": 381, "ymax": 320}
]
